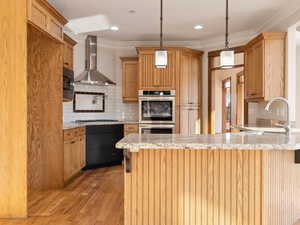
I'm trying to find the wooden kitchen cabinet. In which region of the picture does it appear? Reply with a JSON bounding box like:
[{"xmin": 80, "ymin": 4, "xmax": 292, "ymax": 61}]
[
  {"xmin": 177, "ymin": 49, "xmax": 203, "ymax": 134},
  {"xmin": 136, "ymin": 47, "xmax": 203, "ymax": 134},
  {"xmin": 63, "ymin": 127, "xmax": 86, "ymax": 183},
  {"xmin": 124, "ymin": 124, "xmax": 139, "ymax": 136},
  {"xmin": 63, "ymin": 34, "xmax": 77, "ymax": 70},
  {"xmin": 137, "ymin": 48, "xmax": 177, "ymax": 90},
  {"xmin": 180, "ymin": 52, "xmax": 202, "ymax": 106},
  {"xmin": 27, "ymin": 0, "xmax": 68, "ymax": 42},
  {"xmin": 245, "ymin": 32, "xmax": 286, "ymax": 101},
  {"xmin": 121, "ymin": 57, "xmax": 139, "ymax": 102},
  {"xmin": 180, "ymin": 106, "xmax": 201, "ymax": 135}
]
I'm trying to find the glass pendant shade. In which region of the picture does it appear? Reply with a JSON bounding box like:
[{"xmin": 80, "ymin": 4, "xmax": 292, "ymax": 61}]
[
  {"xmin": 220, "ymin": 49, "xmax": 234, "ymax": 68},
  {"xmin": 155, "ymin": 49, "xmax": 168, "ymax": 68}
]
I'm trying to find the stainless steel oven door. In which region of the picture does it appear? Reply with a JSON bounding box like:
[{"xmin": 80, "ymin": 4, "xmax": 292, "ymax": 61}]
[
  {"xmin": 139, "ymin": 97, "xmax": 175, "ymax": 124},
  {"xmin": 139, "ymin": 124, "xmax": 175, "ymax": 134}
]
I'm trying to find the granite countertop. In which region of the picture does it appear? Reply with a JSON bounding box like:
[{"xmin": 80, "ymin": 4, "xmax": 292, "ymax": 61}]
[
  {"xmin": 116, "ymin": 133, "xmax": 300, "ymax": 152},
  {"xmin": 63, "ymin": 121, "xmax": 139, "ymax": 130}
]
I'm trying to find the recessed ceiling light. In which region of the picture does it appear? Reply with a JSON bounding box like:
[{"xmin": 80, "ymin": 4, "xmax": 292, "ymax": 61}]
[
  {"xmin": 194, "ymin": 25, "xmax": 203, "ymax": 30},
  {"xmin": 110, "ymin": 26, "xmax": 119, "ymax": 31},
  {"xmin": 128, "ymin": 9, "xmax": 136, "ymax": 14}
]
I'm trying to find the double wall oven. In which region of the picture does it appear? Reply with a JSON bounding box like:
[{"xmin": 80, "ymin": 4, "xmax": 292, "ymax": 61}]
[{"xmin": 139, "ymin": 90, "xmax": 176, "ymax": 134}]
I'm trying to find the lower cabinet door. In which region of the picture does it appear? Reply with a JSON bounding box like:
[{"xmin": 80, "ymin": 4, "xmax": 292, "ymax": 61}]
[
  {"xmin": 64, "ymin": 136, "xmax": 86, "ymax": 183},
  {"xmin": 188, "ymin": 108, "xmax": 201, "ymax": 135},
  {"xmin": 180, "ymin": 106, "xmax": 201, "ymax": 135},
  {"xmin": 64, "ymin": 140, "xmax": 75, "ymax": 182},
  {"xmin": 180, "ymin": 107, "xmax": 190, "ymax": 135},
  {"xmin": 80, "ymin": 136, "xmax": 86, "ymax": 168}
]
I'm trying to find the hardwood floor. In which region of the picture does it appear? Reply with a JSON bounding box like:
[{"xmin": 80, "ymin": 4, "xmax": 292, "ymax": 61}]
[{"xmin": 0, "ymin": 166, "xmax": 124, "ymax": 225}]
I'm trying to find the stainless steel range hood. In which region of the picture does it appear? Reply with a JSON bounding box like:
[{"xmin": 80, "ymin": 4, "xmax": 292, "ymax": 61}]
[{"xmin": 74, "ymin": 35, "xmax": 116, "ymax": 86}]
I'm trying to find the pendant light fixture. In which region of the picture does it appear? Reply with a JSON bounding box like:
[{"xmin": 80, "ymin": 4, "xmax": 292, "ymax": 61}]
[
  {"xmin": 220, "ymin": 0, "xmax": 234, "ymax": 69},
  {"xmin": 155, "ymin": 0, "xmax": 168, "ymax": 68}
]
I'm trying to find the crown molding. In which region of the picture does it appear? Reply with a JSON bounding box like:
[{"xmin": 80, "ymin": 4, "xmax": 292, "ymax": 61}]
[
  {"xmin": 200, "ymin": 30, "xmax": 256, "ymax": 51},
  {"xmin": 256, "ymin": 0, "xmax": 300, "ymax": 33},
  {"xmin": 66, "ymin": 29, "xmax": 256, "ymax": 52}
]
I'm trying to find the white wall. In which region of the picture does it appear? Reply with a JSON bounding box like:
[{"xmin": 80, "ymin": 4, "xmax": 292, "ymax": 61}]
[
  {"xmin": 63, "ymin": 37, "xmax": 139, "ymax": 123},
  {"xmin": 296, "ymin": 45, "xmax": 300, "ymax": 127}
]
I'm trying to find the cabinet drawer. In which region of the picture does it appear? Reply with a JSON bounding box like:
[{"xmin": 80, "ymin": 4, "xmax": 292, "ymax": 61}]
[
  {"xmin": 124, "ymin": 124, "xmax": 139, "ymax": 134},
  {"xmin": 63, "ymin": 129, "xmax": 74, "ymax": 141},
  {"xmin": 64, "ymin": 127, "xmax": 86, "ymax": 141}
]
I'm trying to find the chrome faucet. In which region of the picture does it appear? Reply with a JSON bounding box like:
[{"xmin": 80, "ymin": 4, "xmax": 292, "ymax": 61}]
[{"xmin": 264, "ymin": 97, "xmax": 291, "ymax": 136}]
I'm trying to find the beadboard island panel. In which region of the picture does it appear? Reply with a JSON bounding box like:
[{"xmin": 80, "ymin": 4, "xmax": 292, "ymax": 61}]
[{"xmin": 124, "ymin": 149, "xmax": 300, "ymax": 225}]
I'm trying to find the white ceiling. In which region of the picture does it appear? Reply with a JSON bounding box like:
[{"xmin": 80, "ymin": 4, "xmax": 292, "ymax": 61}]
[{"xmin": 49, "ymin": 0, "xmax": 287, "ymax": 42}]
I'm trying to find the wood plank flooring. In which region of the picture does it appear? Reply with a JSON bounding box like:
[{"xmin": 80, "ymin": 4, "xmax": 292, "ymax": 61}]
[{"xmin": 0, "ymin": 166, "xmax": 124, "ymax": 225}]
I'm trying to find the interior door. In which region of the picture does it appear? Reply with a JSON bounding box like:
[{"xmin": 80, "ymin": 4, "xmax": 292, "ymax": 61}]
[{"xmin": 222, "ymin": 78, "xmax": 232, "ymax": 133}]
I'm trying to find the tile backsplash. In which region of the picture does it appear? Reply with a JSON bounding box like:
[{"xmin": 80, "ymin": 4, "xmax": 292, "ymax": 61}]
[
  {"xmin": 63, "ymin": 36, "xmax": 139, "ymax": 123},
  {"xmin": 248, "ymin": 101, "xmax": 287, "ymax": 124},
  {"xmin": 63, "ymin": 84, "xmax": 138, "ymax": 122}
]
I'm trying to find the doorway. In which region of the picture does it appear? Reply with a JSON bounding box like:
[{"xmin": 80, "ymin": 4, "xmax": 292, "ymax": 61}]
[{"xmin": 208, "ymin": 47, "xmax": 246, "ymax": 134}]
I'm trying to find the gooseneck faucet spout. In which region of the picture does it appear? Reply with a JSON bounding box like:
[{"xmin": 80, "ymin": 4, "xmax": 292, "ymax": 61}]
[{"xmin": 264, "ymin": 97, "xmax": 291, "ymax": 136}]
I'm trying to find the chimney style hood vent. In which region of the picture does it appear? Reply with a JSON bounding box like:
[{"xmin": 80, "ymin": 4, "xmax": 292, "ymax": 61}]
[{"xmin": 74, "ymin": 35, "xmax": 116, "ymax": 86}]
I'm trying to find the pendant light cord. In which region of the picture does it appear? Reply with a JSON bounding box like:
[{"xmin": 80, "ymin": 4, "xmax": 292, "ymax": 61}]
[
  {"xmin": 160, "ymin": 0, "xmax": 163, "ymax": 49},
  {"xmin": 225, "ymin": 0, "xmax": 229, "ymax": 49}
]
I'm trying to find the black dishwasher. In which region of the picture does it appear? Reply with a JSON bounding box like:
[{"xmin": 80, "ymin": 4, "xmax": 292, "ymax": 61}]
[{"xmin": 84, "ymin": 125, "xmax": 124, "ymax": 170}]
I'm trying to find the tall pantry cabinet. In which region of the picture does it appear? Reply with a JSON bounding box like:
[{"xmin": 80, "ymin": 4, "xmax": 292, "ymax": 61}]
[
  {"xmin": 178, "ymin": 50, "xmax": 202, "ymax": 135},
  {"xmin": 136, "ymin": 47, "xmax": 203, "ymax": 135}
]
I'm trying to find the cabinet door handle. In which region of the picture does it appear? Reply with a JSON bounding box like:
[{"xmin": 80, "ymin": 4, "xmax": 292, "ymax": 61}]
[{"xmin": 70, "ymin": 141, "xmax": 76, "ymax": 144}]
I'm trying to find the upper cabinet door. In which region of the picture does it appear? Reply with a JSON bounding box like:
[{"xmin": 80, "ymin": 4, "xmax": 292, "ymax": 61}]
[
  {"xmin": 139, "ymin": 53, "xmax": 155, "ymax": 89},
  {"xmin": 63, "ymin": 34, "xmax": 77, "ymax": 70},
  {"xmin": 189, "ymin": 55, "xmax": 201, "ymax": 105},
  {"xmin": 157, "ymin": 51, "xmax": 176, "ymax": 89},
  {"xmin": 180, "ymin": 53, "xmax": 201, "ymax": 106},
  {"xmin": 245, "ymin": 32, "xmax": 286, "ymax": 102},
  {"xmin": 138, "ymin": 50, "xmax": 176, "ymax": 90},
  {"xmin": 63, "ymin": 43, "xmax": 73, "ymax": 69},
  {"xmin": 121, "ymin": 57, "xmax": 139, "ymax": 102},
  {"xmin": 245, "ymin": 41, "xmax": 264, "ymax": 99},
  {"xmin": 28, "ymin": 0, "xmax": 68, "ymax": 42}
]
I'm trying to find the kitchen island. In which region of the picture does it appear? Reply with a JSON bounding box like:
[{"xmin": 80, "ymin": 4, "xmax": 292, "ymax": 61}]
[{"xmin": 116, "ymin": 133, "xmax": 300, "ymax": 225}]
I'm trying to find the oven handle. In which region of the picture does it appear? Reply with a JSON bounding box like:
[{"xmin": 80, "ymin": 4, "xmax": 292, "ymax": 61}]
[
  {"xmin": 139, "ymin": 124, "xmax": 175, "ymax": 128},
  {"xmin": 138, "ymin": 97, "xmax": 175, "ymax": 101}
]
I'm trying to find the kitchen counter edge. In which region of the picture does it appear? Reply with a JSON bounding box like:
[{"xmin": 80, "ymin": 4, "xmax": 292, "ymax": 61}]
[
  {"xmin": 63, "ymin": 121, "xmax": 139, "ymax": 130},
  {"xmin": 116, "ymin": 133, "xmax": 300, "ymax": 152}
]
